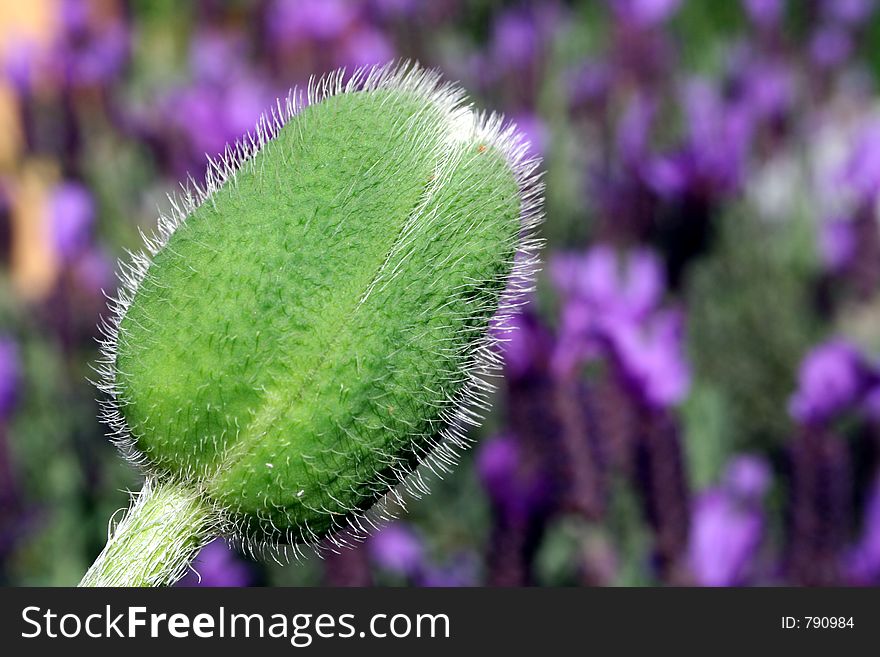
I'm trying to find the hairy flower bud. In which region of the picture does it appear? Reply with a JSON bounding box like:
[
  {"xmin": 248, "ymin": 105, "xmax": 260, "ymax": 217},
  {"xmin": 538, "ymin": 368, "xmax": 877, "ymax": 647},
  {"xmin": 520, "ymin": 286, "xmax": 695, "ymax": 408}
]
[{"xmin": 86, "ymin": 63, "xmax": 542, "ymax": 584}]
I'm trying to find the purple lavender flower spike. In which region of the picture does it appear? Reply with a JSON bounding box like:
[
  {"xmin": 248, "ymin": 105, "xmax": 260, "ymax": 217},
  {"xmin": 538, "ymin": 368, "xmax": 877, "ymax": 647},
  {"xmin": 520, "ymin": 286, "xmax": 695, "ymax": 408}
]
[
  {"xmin": 688, "ymin": 489, "xmax": 764, "ymax": 586},
  {"xmin": 479, "ymin": 434, "xmax": 547, "ymax": 586},
  {"xmin": 675, "ymin": 78, "xmax": 754, "ymax": 195},
  {"xmin": 688, "ymin": 455, "xmax": 771, "ymax": 586},
  {"xmin": 551, "ymin": 246, "xmax": 671, "ymax": 384},
  {"xmin": 50, "ymin": 182, "xmax": 95, "ymax": 262},
  {"xmin": 368, "ymin": 523, "xmax": 425, "ymax": 577},
  {"xmin": 551, "ymin": 245, "xmax": 687, "ymax": 408},
  {"xmin": 477, "ymin": 434, "xmax": 544, "ymax": 520},
  {"xmin": 611, "ymin": 309, "xmax": 690, "ymax": 409},
  {"xmin": 177, "ymin": 539, "xmax": 251, "ymax": 587},
  {"xmin": 788, "ymin": 339, "xmax": 868, "ymax": 424},
  {"xmin": 787, "ymin": 426, "xmax": 852, "ymax": 585},
  {"xmin": 551, "ymin": 246, "xmax": 664, "ymax": 323},
  {"xmin": 0, "ymin": 338, "xmax": 20, "ymax": 421}
]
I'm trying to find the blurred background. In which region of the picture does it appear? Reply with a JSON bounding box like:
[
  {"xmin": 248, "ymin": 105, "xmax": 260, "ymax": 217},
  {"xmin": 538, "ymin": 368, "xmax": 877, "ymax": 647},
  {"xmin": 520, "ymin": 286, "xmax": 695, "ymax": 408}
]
[{"xmin": 2, "ymin": 0, "xmax": 880, "ymax": 587}]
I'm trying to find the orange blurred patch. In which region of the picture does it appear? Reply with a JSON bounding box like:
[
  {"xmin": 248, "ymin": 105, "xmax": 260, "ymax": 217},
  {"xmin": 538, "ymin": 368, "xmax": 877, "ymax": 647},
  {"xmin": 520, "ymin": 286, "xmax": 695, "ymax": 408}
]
[
  {"xmin": 0, "ymin": 82, "xmax": 22, "ymax": 168},
  {"xmin": 10, "ymin": 159, "xmax": 60, "ymax": 300},
  {"xmin": 0, "ymin": 0, "xmax": 57, "ymax": 55}
]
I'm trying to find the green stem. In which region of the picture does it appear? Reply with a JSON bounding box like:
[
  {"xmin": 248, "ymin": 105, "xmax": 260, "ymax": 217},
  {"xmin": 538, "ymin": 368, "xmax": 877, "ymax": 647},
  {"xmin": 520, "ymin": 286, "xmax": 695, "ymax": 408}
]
[{"xmin": 79, "ymin": 478, "xmax": 217, "ymax": 587}]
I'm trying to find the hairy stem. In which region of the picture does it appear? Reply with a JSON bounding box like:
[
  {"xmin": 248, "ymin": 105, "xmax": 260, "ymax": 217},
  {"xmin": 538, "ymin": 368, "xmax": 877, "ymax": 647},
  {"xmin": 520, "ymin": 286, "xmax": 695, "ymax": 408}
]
[{"xmin": 79, "ymin": 478, "xmax": 217, "ymax": 587}]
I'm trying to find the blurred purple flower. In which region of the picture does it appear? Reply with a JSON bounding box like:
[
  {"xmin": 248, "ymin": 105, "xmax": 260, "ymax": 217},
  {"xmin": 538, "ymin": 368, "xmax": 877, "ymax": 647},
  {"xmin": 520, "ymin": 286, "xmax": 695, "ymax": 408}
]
[
  {"xmin": 616, "ymin": 93, "xmax": 656, "ymax": 168},
  {"xmin": 341, "ymin": 28, "xmax": 395, "ymax": 69},
  {"xmin": 862, "ymin": 385, "xmax": 880, "ymax": 422},
  {"xmin": 551, "ymin": 246, "xmax": 664, "ymax": 322},
  {"xmin": 641, "ymin": 154, "xmax": 687, "ymax": 197},
  {"xmin": 495, "ymin": 309, "xmax": 554, "ymax": 381},
  {"xmin": 841, "ymin": 120, "xmax": 880, "ymax": 203},
  {"xmin": 566, "ymin": 60, "xmax": 612, "ymax": 111},
  {"xmin": 418, "ymin": 552, "xmax": 479, "ymax": 587},
  {"xmin": 53, "ymin": 0, "xmax": 130, "ymax": 88},
  {"xmin": 57, "ymin": 24, "xmax": 129, "ymax": 88},
  {"xmin": 266, "ymin": 0, "xmax": 357, "ymax": 45},
  {"xmin": 478, "ymin": 436, "xmax": 519, "ymax": 507},
  {"xmin": 788, "ymin": 340, "xmax": 871, "ymax": 424},
  {"xmin": 59, "ymin": 0, "xmax": 90, "ymax": 33},
  {"xmin": 738, "ymin": 61, "xmax": 794, "ymax": 122},
  {"xmin": 190, "ymin": 31, "xmax": 248, "ymax": 86},
  {"xmin": 368, "ymin": 523, "xmax": 424, "ymax": 577},
  {"xmin": 162, "ymin": 75, "xmax": 276, "ymax": 176},
  {"xmin": 71, "ymin": 246, "xmax": 115, "ymax": 296},
  {"xmin": 510, "ymin": 113, "xmax": 548, "ymax": 158},
  {"xmin": 688, "ymin": 490, "xmax": 763, "ymax": 585},
  {"xmin": 550, "ymin": 246, "xmax": 669, "ymax": 377},
  {"xmin": 742, "ymin": 0, "xmax": 783, "ymax": 29},
  {"xmin": 49, "ymin": 182, "xmax": 95, "ymax": 262},
  {"xmin": 724, "ymin": 455, "xmax": 772, "ymax": 502},
  {"xmin": 684, "ymin": 80, "xmax": 752, "ymax": 165},
  {"xmin": 810, "ymin": 26, "xmax": 854, "ymax": 70},
  {"xmin": 2, "ymin": 38, "xmax": 40, "ymax": 93},
  {"xmin": 2, "ymin": 1, "xmax": 129, "ymax": 92},
  {"xmin": 821, "ymin": 0, "xmax": 875, "ymax": 24},
  {"xmin": 611, "ymin": 0, "xmax": 682, "ymax": 27},
  {"xmin": 178, "ymin": 539, "xmax": 251, "ymax": 587},
  {"xmin": 477, "ymin": 434, "xmax": 545, "ymax": 519},
  {"xmin": 611, "ymin": 309, "xmax": 690, "ymax": 408},
  {"xmin": 688, "ymin": 456, "xmax": 771, "ymax": 585},
  {"xmin": 368, "ymin": 0, "xmax": 420, "ymax": 20},
  {"xmin": 819, "ymin": 218, "xmax": 857, "ymax": 272},
  {"xmin": 490, "ymin": 8, "xmax": 540, "ymax": 74},
  {"xmin": 0, "ymin": 338, "xmax": 20, "ymax": 420},
  {"xmin": 648, "ymin": 79, "xmax": 753, "ymax": 198}
]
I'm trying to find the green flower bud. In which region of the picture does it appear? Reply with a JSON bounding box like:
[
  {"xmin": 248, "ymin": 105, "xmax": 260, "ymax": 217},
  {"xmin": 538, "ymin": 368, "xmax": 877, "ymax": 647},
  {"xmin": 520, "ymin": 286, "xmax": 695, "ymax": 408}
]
[{"xmin": 85, "ymin": 63, "xmax": 542, "ymax": 585}]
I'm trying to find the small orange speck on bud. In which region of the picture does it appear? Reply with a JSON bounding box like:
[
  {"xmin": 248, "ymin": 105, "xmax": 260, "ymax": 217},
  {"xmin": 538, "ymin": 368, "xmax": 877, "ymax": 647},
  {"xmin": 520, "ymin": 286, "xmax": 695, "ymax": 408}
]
[{"xmin": 477, "ymin": 144, "xmax": 487, "ymax": 153}]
